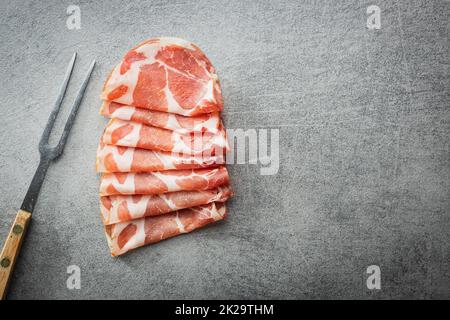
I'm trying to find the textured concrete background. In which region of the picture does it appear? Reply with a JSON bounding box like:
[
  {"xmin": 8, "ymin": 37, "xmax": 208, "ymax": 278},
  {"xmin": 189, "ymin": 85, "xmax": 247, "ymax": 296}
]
[{"xmin": 0, "ymin": 0, "xmax": 448, "ymax": 299}]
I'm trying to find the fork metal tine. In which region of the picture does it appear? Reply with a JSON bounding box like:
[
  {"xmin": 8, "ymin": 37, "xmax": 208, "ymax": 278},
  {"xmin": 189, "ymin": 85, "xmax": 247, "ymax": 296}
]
[
  {"xmin": 52, "ymin": 59, "xmax": 96, "ymax": 158},
  {"xmin": 39, "ymin": 52, "xmax": 77, "ymax": 154}
]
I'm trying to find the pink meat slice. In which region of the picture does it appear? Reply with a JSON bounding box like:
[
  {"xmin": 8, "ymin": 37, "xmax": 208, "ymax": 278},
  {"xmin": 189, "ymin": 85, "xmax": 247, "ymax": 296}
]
[
  {"xmin": 99, "ymin": 166, "xmax": 229, "ymax": 196},
  {"xmin": 101, "ymin": 119, "xmax": 228, "ymax": 156},
  {"xmin": 101, "ymin": 37, "xmax": 223, "ymax": 116},
  {"xmin": 100, "ymin": 101, "xmax": 220, "ymax": 134},
  {"xmin": 100, "ymin": 185, "xmax": 233, "ymax": 225},
  {"xmin": 96, "ymin": 143, "xmax": 224, "ymax": 173},
  {"xmin": 104, "ymin": 202, "xmax": 227, "ymax": 256}
]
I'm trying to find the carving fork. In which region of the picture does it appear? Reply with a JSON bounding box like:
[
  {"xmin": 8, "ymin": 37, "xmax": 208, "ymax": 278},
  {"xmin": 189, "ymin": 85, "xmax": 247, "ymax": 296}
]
[{"xmin": 0, "ymin": 53, "xmax": 95, "ymax": 299}]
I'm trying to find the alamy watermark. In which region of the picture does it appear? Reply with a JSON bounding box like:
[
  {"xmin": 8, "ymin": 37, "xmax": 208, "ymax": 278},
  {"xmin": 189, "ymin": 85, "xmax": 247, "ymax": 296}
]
[
  {"xmin": 66, "ymin": 5, "xmax": 81, "ymax": 30},
  {"xmin": 164, "ymin": 127, "xmax": 280, "ymax": 176},
  {"xmin": 367, "ymin": 5, "xmax": 381, "ymax": 30},
  {"xmin": 366, "ymin": 265, "xmax": 381, "ymax": 290},
  {"xmin": 226, "ymin": 128, "xmax": 279, "ymax": 176},
  {"xmin": 66, "ymin": 265, "xmax": 81, "ymax": 290}
]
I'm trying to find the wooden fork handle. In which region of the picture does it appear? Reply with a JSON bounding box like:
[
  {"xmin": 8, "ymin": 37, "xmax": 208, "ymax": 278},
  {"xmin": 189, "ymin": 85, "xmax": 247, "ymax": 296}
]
[{"xmin": 0, "ymin": 209, "xmax": 31, "ymax": 299}]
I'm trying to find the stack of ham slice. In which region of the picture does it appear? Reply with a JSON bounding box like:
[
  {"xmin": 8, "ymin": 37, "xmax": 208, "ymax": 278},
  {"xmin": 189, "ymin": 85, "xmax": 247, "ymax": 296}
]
[{"xmin": 96, "ymin": 37, "xmax": 232, "ymax": 256}]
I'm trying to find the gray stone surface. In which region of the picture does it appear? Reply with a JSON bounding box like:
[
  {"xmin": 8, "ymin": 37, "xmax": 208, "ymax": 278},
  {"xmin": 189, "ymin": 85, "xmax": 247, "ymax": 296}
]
[{"xmin": 0, "ymin": 0, "xmax": 449, "ymax": 299}]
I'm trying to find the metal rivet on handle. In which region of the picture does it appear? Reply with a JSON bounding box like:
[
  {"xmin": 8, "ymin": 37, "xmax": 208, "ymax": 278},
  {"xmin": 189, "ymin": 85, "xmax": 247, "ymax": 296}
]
[
  {"xmin": 0, "ymin": 257, "xmax": 10, "ymax": 268},
  {"xmin": 12, "ymin": 225, "xmax": 23, "ymax": 235}
]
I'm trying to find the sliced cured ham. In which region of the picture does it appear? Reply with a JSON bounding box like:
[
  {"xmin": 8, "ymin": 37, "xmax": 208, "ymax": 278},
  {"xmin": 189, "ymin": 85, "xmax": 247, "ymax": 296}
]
[
  {"xmin": 104, "ymin": 202, "xmax": 226, "ymax": 256},
  {"xmin": 99, "ymin": 166, "xmax": 229, "ymax": 196},
  {"xmin": 100, "ymin": 185, "xmax": 232, "ymax": 225},
  {"xmin": 97, "ymin": 37, "xmax": 232, "ymax": 256},
  {"xmin": 101, "ymin": 37, "xmax": 223, "ymax": 116},
  {"xmin": 100, "ymin": 101, "xmax": 220, "ymax": 134},
  {"xmin": 101, "ymin": 119, "xmax": 228, "ymax": 156},
  {"xmin": 96, "ymin": 143, "xmax": 224, "ymax": 173}
]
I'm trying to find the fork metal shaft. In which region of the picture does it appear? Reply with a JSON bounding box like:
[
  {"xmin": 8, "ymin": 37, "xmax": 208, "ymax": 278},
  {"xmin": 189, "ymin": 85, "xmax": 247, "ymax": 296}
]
[{"xmin": 20, "ymin": 157, "xmax": 51, "ymax": 213}]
